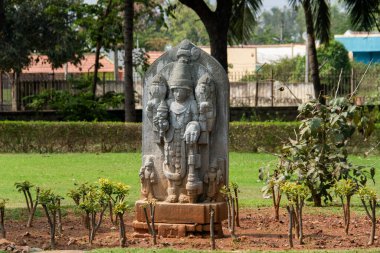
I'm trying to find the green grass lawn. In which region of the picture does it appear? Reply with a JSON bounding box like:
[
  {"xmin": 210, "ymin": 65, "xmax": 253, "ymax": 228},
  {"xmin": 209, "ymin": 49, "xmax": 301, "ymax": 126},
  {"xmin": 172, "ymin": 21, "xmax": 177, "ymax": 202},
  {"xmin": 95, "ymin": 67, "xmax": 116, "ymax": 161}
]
[{"xmin": 0, "ymin": 152, "xmax": 379, "ymax": 210}]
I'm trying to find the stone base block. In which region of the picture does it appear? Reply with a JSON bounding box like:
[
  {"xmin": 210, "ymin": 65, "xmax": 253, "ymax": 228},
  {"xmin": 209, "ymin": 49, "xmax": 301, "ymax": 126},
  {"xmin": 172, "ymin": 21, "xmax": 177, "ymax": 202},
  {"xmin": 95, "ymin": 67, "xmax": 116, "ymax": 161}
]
[{"xmin": 133, "ymin": 200, "xmax": 227, "ymax": 237}]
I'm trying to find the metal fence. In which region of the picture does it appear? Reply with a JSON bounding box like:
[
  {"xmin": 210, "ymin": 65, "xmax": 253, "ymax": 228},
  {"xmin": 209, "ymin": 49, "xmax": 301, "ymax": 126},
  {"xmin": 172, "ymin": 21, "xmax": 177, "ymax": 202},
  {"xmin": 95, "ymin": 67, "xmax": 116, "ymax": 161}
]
[{"xmin": 0, "ymin": 69, "xmax": 379, "ymax": 112}]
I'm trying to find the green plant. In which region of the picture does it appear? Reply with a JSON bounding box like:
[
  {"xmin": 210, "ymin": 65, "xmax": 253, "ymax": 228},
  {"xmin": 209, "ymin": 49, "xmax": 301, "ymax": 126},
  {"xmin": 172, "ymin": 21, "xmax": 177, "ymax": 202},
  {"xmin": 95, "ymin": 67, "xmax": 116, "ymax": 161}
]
[
  {"xmin": 281, "ymin": 182, "xmax": 310, "ymax": 246},
  {"xmin": 0, "ymin": 198, "xmax": 8, "ymax": 238},
  {"xmin": 14, "ymin": 181, "xmax": 40, "ymax": 227},
  {"xmin": 358, "ymin": 186, "xmax": 377, "ymax": 245},
  {"xmin": 142, "ymin": 198, "xmax": 157, "ymax": 246},
  {"xmin": 39, "ymin": 189, "xmax": 63, "ymax": 250},
  {"xmin": 68, "ymin": 182, "xmax": 93, "ymax": 228},
  {"xmin": 98, "ymin": 178, "xmax": 130, "ymax": 248},
  {"xmin": 333, "ymin": 179, "xmax": 357, "ymax": 235},
  {"xmin": 220, "ymin": 185, "xmax": 237, "ymax": 240},
  {"xmin": 262, "ymin": 169, "xmax": 284, "ymax": 221},
  {"xmin": 25, "ymin": 77, "xmax": 124, "ymax": 121},
  {"xmin": 77, "ymin": 184, "xmax": 108, "ymax": 245},
  {"xmin": 229, "ymin": 182, "xmax": 240, "ymax": 227},
  {"xmin": 278, "ymin": 98, "xmax": 375, "ymax": 206}
]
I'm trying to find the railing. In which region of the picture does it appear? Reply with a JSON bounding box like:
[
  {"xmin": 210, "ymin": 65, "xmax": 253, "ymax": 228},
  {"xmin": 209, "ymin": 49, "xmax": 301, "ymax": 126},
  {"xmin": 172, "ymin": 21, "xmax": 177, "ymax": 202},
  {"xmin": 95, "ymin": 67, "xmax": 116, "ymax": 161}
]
[{"xmin": 1, "ymin": 70, "xmax": 379, "ymax": 112}]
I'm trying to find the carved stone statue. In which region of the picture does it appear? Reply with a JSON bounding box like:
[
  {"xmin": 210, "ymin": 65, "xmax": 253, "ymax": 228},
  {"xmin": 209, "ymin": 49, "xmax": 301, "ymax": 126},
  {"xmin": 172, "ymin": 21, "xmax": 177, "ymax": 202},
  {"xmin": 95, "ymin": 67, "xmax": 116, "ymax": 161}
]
[
  {"xmin": 134, "ymin": 40, "xmax": 229, "ymax": 237},
  {"xmin": 139, "ymin": 156, "xmax": 156, "ymax": 200}
]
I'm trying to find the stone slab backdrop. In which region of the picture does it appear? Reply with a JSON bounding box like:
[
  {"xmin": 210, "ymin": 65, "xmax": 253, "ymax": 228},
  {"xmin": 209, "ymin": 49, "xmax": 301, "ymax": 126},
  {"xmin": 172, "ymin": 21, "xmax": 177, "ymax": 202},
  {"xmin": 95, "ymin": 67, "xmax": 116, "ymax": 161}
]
[{"xmin": 134, "ymin": 40, "xmax": 229, "ymax": 237}]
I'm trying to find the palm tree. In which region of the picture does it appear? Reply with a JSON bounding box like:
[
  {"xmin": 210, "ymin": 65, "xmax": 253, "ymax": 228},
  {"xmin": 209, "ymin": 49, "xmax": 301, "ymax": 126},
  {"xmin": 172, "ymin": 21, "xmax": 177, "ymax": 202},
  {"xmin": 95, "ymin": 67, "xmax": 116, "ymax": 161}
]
[
  {"xmin": 178, "ymin": 0, "xmax": 262, "ymax": 73},
  {"xmin": 290, "ymin": 0, "xmax": 380, "ymax": 103}
]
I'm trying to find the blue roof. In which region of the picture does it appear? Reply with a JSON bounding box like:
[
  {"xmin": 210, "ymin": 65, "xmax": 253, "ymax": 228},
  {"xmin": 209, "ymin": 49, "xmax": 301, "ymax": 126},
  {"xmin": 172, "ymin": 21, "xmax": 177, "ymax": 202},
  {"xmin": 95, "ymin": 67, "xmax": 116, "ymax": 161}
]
[{"xmin": 335, "ymin": 36, "xmax": 380, "ymax": 52}]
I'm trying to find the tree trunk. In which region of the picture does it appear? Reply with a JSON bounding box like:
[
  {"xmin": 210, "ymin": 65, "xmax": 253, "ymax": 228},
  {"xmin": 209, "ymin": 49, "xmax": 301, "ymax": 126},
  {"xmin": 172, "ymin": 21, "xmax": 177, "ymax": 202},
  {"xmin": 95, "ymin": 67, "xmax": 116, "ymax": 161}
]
[
  {"xmin": 286, "ymin": 205, "xmax": 294, "ymax": 248},
  {"xmin": 27, "ymin": 189, "xmax": 39, "ymax": 228},
  {"xmin": 302, "ymin": 0, "xmax": 323, "ymax": 103},
  {"xmin": 0, "ymin": 207, "xmax": 5, "ymax": 238},
  {"xmin": 299, "ymin": 201, "xmax": 304, "ymax": 245},
  {"xmin": 210, "ymin": 207, "xmax": 215, "ymax": 250},
  {"xmin": 150, "ymin": 204, "xmax": 157, "ymax": 245},
  {"xmin": 118, "ymin": 213, "xmax": 127, "ymax": 247},
  {"xmin": 311, "ymin": 192, "xmax": 322, "ymax": 207},
  {"xmin": 124, "ymin": 0, "xmax": 136, "ymax": 122},
  {"xmin": 369, "ymin": 199, "xmax": 376, "ymax": 245},
  {"xmin": 92, "ymin": 41, "xmax": 102, "ymax": 100},
  {"xmin": 233, "ymin": 188, "xmax": 240, "ymax": 227}
]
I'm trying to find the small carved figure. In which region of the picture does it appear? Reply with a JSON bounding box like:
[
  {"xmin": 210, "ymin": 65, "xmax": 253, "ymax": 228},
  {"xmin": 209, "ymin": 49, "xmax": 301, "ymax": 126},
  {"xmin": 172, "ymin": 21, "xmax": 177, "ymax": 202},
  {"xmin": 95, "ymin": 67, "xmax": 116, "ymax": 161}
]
[
  {"xmin": 146, "ymin": 74, "xmax": 168, "ymax": 127},
  {"xmin": 203, "ymin": 164, "xmax": 224, "ymax": 202},
  {"xmin": 195, "ymin": 73, "xmax": 215, "ymax": 132},
  {"xmin": 139, "ymin": 156, "xmax": 156, "ymax": 200}
]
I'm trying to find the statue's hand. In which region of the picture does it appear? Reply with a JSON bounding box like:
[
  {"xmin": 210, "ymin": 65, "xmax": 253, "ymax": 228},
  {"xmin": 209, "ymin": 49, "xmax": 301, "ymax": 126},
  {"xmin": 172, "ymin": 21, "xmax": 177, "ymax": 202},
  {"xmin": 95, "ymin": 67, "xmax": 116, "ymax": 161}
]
[
  {"xmin": 184, "ymin": 122, "xmax": 200, "ymax": 144},
  {"xmin": 200, "ymin": 102, "xmax": 209, "ymax": 114}
]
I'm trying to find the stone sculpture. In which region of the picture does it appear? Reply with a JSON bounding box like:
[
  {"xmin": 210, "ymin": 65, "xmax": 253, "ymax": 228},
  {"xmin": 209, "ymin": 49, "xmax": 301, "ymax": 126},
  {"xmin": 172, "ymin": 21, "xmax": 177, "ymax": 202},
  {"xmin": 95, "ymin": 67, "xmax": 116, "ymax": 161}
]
[
  {"xmin": 139, "ymin": 156, "xmax": 156, "ymax": 200},
  {"xmin": 134, "ymin": 40, "xmax": 229, "ymax": 237}
]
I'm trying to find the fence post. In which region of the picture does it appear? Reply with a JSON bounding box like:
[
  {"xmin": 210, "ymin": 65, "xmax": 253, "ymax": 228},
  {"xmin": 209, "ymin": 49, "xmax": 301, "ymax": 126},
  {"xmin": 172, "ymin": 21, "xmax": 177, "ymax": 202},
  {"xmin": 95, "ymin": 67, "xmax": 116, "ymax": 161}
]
[
  {"xmin": 255, "ymin": 76, "xmax": 259, "ymax": 107},
  {"xmin": 102, "ymin": 72, "xmax": 106, "ymax": 96},
  {"xmin": 271, "ymin": 68, "xmax": 274, "ymax": 107}
]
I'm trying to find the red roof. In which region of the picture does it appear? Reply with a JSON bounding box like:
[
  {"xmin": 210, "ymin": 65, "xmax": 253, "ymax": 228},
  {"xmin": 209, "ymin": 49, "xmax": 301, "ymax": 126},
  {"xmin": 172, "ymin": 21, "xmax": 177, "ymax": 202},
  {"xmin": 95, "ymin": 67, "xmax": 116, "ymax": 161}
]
[
  {"xmin": 147, "ymin": 51, "xmax": 164, "ymax": 64},
  {"xmin": 23, "ymin": 54, "xmax": 116, "ymax": 74}
]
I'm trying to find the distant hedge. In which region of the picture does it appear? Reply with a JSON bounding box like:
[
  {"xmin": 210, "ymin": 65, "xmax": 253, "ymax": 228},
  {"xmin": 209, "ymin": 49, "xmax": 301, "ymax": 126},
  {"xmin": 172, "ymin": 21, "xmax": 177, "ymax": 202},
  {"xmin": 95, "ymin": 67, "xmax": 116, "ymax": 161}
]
[
  {"xmin": 0, "ymin": 121, "xmax": 141, "ymax": 153},
  {"xmin": 0, "ymin": 121, "xmax": 378, "ymax": 154}
]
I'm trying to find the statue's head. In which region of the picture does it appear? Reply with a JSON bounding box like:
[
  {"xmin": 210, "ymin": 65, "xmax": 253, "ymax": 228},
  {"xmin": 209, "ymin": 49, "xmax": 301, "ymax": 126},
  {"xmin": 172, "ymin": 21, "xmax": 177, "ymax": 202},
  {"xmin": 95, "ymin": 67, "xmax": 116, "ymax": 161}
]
[
  {"xmin": 197, "ymin": 74, "xmax": 212, "ymax": 94},
  {"xmin": 150, "ymin": 74, "xmax": 167, "ymax": 100},
  {"xmin": 172, "ymin": 88, "xmax": 190, "ymax": 103}
]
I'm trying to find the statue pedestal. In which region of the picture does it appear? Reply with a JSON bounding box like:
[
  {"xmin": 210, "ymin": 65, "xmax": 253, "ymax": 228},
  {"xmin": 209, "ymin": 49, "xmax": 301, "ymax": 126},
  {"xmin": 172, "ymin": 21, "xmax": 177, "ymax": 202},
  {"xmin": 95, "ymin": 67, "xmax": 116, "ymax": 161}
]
[{"xmin": 133, "ymin": 200, "xmax": 227, "ymax": 237}]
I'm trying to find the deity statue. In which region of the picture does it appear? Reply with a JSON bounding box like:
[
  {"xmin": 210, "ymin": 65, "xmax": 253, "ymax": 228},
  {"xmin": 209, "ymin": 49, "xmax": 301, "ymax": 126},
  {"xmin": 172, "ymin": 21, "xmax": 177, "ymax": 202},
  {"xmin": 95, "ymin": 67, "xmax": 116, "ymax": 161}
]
[
  {"xmin": 139, "ymin": 156, "xmax": 156, "ymax": 200},
  {"xmin": 134, "ymin": 39, "xmax": 229, "ymax": 237},
  {"xmin": 143, "ymin": 40, "xmax": 225, "ymax": 204}
]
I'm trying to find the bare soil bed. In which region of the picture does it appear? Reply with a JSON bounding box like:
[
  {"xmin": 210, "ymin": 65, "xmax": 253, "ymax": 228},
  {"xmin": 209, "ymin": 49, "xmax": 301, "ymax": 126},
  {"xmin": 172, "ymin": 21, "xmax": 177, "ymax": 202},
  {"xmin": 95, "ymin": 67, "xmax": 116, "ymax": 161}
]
[{"xmin": 2, "ymin": 208, "xmax": 380, "ymax": 251}]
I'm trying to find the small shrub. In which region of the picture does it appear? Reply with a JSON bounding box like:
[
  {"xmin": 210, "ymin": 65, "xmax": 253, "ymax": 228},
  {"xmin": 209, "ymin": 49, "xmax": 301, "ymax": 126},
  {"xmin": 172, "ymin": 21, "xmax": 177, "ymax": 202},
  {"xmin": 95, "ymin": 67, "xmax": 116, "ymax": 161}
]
[
  {"xmin": 39, "ymin": 189, "xmax": 63, "ymax": 250},
  {"xmin": 358, "ymin": 186, "xmax": 377, "ymax": 245},
  {"xmin": 333, "ymin": 179, "xmax": 357, "ymax": 235},
  {"xmin": 281, "ymin": 182, "xmax": 310, "ymax": 246}
]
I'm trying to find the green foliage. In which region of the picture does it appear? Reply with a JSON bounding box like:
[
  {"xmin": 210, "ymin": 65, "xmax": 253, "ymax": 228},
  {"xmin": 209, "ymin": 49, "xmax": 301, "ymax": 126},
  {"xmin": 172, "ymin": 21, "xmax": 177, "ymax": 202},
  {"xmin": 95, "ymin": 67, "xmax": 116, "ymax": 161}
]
[
  {"xmin": 276, "ymin": 98, "xmax": 375, "ymax": 205},
  {"xmin": 281, "ymin": 181, "xmax": 310, "ymax": 204},
  {"xmin": 39, "ymin": 189, "xmax": 63, "ymax": 211},
  {"xmin": 25, "ymin": 77, "xmax": 124, "ymax": 121},
  {"xmin": 0, "ymin": 121, "xmax": 141, "ymax": 153},
  {"xmin": 78, "ymin": 185, "xmax": 108, "ymax": 213},
  {"xmin": 334, "ymin": 179, "xmax": 357, "ymax": 198},
  {"xmin": 358, "ymin": 186, "xmax": 377, "ymax": 201},
  {"xmin": 0, "ymin": 199, "xmax": 8, "ymax": 209},
  {"xmin": 252, "ymin": 6, "xmax": 302, "ymax": 44},
  {"xmin": 0, "ymin": 0, "xmax": 85, "ymax": 73},
  {"xmin": 317, "ymin": 40, "xmax": 351, "ymax": 76},
  {"xmin": 14, "ymin": 181, "xmax": 34, "ymax": 192}
]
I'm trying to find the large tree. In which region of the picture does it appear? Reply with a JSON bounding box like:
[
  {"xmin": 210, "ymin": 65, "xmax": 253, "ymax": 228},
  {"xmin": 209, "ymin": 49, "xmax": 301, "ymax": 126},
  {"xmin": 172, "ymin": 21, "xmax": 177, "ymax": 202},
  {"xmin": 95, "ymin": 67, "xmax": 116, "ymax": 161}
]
[
  {"xmin": 0, "ymin": 0, "xmax": 85, "ymax": 111},
  {"xmin": 178, "ymin": 0, "xmax": 262, "ymax": 72},
  {"xmin": 75, "ymin": 0, "xmax": 123, "ymax": 100}
]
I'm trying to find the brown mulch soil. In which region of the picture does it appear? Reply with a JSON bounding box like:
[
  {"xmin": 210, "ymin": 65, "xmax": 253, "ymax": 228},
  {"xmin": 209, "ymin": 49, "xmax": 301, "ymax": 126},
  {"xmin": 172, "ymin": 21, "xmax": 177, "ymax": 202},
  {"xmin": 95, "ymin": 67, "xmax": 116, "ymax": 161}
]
[{"xmin": 2, "ymin": 207, "xmax": 380, "ymax": 251}]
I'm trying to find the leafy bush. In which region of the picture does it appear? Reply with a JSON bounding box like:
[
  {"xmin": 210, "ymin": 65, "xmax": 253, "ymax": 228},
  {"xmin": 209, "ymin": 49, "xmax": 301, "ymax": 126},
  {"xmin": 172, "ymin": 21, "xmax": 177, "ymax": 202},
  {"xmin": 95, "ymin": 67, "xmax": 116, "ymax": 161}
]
[
  {"xmin": 273, "ymin": 98, "xmax": 375, "ymax": 206},
  {"xmin": 25, "ymin": 77, "xmax": 124, "ymax": 121}
]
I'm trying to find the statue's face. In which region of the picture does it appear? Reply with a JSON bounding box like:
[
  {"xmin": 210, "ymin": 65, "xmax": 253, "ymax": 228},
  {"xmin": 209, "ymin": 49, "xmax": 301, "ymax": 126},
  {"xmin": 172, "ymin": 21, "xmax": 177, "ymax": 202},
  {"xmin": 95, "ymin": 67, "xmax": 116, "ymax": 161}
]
[
  {"xmin": 199, "ymin": 82, "xmax": 209, "ymax": 94},
  {"xmin": 173, "ymin": 88, "xmax": 189, "ymax": 102},
  {"xmin": 150, "ymin": 82, "xmax": 160, "ymax": 96}
]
